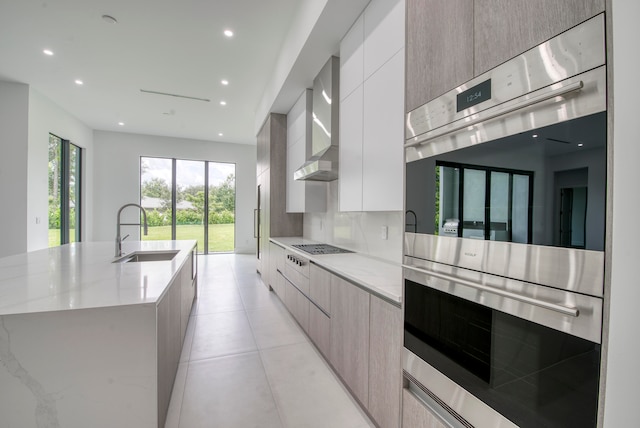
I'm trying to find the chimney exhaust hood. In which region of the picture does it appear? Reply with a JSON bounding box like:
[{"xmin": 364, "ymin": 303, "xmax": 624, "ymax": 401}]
[{"xmin": 294, "ymin": 56, "xmax": 340, "ymax": 181}]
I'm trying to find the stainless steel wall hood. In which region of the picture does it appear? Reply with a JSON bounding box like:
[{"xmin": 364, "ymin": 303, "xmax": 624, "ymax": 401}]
[{"xmin": 294, "ymin": 56, "xmax": 340, "ymax": 181}]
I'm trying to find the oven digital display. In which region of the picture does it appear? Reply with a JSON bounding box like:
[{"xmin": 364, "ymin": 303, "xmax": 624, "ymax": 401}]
[{"xmin": 457, "ymin": 79, "xmax": 491, "ymax": 112}]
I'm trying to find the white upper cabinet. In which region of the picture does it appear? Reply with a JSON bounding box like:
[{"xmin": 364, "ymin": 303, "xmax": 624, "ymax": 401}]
[
  {"xmin": 340, "ymin": 15, "xmax": 364, "ymax": 102},
  {"xmin": 363, "ymin": 0, "xmax": 405, "ymax": 80},
  {"xmin": 362, "ymin": 48, "xmax": 405, "ymax": 212},
  {"xmin": 339, "ymin": 0, "xmax": 405, "ymax": 212},
  {"xmin": 287, "ymin": 89, "xmax": 327, "ymax": 213},
  {"xmin": 339, "ymin": 85, "xmax": 364, "ymax": 212}
]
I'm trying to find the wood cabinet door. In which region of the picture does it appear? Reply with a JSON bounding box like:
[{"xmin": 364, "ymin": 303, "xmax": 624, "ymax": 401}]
[
  {"xmin": 369, "ymin": 296, "xmax": 402, "ymax": 428},
  {"xmin": 309, "ymin": 264, "xmax": 331, "ymax": 314},
  {"xmin": 405, "ymin": 0, "xmax": 474, "ymax": 112},
  {"xmin": 330, "ymin": 275, "xmax": 370, "ymax": 405},
  {"xmin": 474, "ymin": 0, "xmax": 604, "ymax": 75},
  {"xmin": 309, "ymin": 304, "xmax": 331, "ymax": 357}
]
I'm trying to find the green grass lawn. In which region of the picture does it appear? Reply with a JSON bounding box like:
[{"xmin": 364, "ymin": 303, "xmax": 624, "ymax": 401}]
[{"xmin": 49, "ymin": 223, "xmax": 235, "ymax": 253}]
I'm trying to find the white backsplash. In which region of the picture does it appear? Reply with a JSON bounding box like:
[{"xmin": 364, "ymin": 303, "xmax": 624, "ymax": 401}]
[{"xmin": 303, "ymin": 181, "xmax": 403, "ymax": 263}]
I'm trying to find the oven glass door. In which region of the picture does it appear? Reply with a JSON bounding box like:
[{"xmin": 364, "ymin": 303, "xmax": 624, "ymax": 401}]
[
  {"xmin": 404, "ymin": 278, "xmax": 601, "ymax": 428},
  {"xmin": 405, "ymin": 111, "xmax": 606, "ymax": 251}
]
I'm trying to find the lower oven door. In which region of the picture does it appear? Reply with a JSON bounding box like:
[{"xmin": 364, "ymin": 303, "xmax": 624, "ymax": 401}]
[{"xmin": 403, "ymin": 257, "xmax": 602, "ymax": 428}]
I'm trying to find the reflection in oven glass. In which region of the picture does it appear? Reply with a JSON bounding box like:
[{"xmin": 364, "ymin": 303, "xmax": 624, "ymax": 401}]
[
  {"xmin": 404, "ymin": 279, "xmax": 601, "ymax": 427},
  {"xmin": 405, "ymin": 111, "xmax": 606, "ymax": 251}
]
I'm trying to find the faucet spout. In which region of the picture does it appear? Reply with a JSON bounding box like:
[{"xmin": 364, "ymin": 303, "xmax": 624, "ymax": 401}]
[{"xmin": 115, "ymin": 203, "xmax": 149, "ymax": 257}]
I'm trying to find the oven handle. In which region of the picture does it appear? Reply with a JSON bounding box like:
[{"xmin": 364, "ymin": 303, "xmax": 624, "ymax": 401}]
[
  {"xmin": 402, "ymin": 264, "xmax": 580, "ymax": 317},
  {"xmin": 405, "ymin": 80, "xmax": 585, "ymax": 148}
]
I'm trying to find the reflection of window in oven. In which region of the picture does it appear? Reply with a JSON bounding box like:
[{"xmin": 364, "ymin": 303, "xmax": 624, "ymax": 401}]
[{"xmin": 435, "ymin": 161, "xmax": 533, "ymax": 243}]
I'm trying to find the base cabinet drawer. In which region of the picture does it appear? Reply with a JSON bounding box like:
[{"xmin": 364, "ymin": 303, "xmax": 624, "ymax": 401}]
[
  {"xmin": 308, "ymin": 304, "xmax": 331, "ymax": 357},
  {"xmin": 284, "ymin": 277, "xmax": 310, "ymax": 332},
  {"xmin": 402, "ymin": 389, "xmax": 448, "ymax": 428}
]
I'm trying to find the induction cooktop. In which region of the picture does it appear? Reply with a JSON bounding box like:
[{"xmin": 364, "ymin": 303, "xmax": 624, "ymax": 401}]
[{"xmin": 291, "ymin": 244, "xmax": 353, "ymax": 255}]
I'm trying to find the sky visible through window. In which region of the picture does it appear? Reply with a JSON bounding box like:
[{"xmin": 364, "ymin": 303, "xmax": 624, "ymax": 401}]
[{"xmin": 141, "ymin": 157, "xmax": 235, "ymax": 187}]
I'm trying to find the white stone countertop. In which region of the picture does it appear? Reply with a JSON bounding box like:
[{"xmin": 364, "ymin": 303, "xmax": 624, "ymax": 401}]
[
  {"xmin": 0, "ymin": 240, "xmax": 196, "ymax": 316},
  {"xmin": 270, "ymin": 237, "xmax": 403, "ymax": 305}
]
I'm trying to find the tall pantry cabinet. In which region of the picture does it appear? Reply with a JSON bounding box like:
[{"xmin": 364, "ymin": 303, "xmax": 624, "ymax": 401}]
[{"xmin": 256, "ymin": 113, "xmax": 302, "ymax": 287}]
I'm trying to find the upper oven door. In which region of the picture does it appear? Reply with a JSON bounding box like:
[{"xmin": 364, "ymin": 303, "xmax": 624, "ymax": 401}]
[{"xmin": 403, "ymin": 15, "xmax": 607, "ymax": 296}]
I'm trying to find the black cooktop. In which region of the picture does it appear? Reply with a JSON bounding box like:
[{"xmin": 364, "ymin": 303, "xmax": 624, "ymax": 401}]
[{"xmin": 292, "ymin": 244, "xmax": 353, "ymax": 255}]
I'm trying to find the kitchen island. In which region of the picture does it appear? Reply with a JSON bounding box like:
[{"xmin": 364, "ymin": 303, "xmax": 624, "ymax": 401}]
[{"xmin": 0, "ymin": 240, "xmax": 197, "ymax": 428}]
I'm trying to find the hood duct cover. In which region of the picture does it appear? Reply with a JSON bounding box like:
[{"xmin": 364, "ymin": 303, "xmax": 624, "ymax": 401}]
[{"xmin": 294, "ymin": 56, "xmax": 339, "ymax": 181}]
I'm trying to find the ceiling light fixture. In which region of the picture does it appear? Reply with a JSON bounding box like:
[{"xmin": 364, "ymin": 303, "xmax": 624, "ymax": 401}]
[
  {"xmin": 43, "ymin": 49, "xmax": 54, "ymax": 56},
  {"xmin": 218, "ymin": 132, "xmax": 223, "ymax": 136},
  {"xmin": 578, "ymin": 143, "xmax": 584, "ymax": 147},
  {"xmin": 224, "ymin": 29, "xmax": 234, "ymax": 38},
  {"xmin": 75, "ymin": 79, "xmax": 84, "ymax": 85},
  {"xmin": 220, "ymin": 101, "xmax": 227, "ymax": 106},
  {"xmin": 118, "ymin": 122, "xmax": 125, "ymax": 126},
  {"xmin": 221, "ymin": 79, "xmax": 229, "ymax": 86},
  {"xmin": 532, "ymin": 134, "xmax": 538, "ymax": 138},
  {"xmin": 101, "ymin": 14, "xmax": 118, "ymax": 24}
]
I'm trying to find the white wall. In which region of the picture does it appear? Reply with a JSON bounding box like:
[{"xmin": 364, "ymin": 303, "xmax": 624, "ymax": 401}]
[
  {"xmin": 27, "ymin": 88, "xmax": 94, "ymax": 251},
  {"xmin": 92, "ymin": 131, "xmax": 256, "ymax": 254},
  {"xmin": 602, "ymin": 0, "xmax": 640, "ymax": 426},
  {"xmin": 0, "ymin": 81, "xmax": 29, "ymax": 258}
]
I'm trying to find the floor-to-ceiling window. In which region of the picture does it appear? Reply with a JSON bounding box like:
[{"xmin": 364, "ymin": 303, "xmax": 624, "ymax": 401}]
[
  {"xmin": 48, "ymin": 134, "xmax": 81, "ymax": 247},
  {"xmin": 140, "ymin": 156, "xmax": 235, "ymax": 254}
]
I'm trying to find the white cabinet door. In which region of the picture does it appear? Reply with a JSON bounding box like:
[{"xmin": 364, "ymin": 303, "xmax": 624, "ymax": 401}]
[
  {"xmin": 364, "ymin": 0, "xmax": 405, "ymax": 80},
  {"xmin": 339, "ymin": 85, "xmax": 364, "ymax": 212},
  {"xmin": 340, "ymin": 14, "xmax": 364, "ymax": 102},
  {"xmin": 362, "ymin": 48, "xmax": 405, "ymax": 212}
]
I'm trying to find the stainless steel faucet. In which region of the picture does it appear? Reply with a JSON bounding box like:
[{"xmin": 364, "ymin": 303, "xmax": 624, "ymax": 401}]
[{"xmin": 115, "ymin": 203, "xmax": 149, "ymax": 257}]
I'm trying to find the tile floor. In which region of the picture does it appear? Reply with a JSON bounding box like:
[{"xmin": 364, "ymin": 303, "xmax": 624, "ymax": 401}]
[{"xmin": 164, "ymin": 254, "xmax": 375, "ymax": 428}]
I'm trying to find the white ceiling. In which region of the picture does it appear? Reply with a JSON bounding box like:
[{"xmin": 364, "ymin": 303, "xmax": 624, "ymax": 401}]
[{"xmin": 0, "ymin": 0, "xmax": 367, "ymax": 145}]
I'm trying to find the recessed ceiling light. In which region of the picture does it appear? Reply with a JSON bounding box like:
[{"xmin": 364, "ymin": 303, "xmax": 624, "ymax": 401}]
[
  {"xmin": 532, "ymin": 134, "xmax": 538, "ymax": 138},
  {"xmin": 218, "ymin": 132, "xmax": 223, "ymax": 136},
  {"xmin": 221, "ymin": 79, "xmax": 229, "ymax": 86},
  {"xmin": 43, "ymin": 49, "xmax": 54, "ymax": 56},
  {"xmin": 578, "ymin": 143, "xmax": 584, "ymax": 147},
  {"xmin": 224, "ymin": 29, "xmax": 234, "ymax": 38},
  {"xmin": 75, "ymin": 79, "xmax": 84, "ymax": 85},
  {"xmin": 220, "ymin": 101, "xmax": 227, "ymax": 106},
  {"xmin": 118, "ymin": 122, "xmax": 125, "ymax": 126},
  {"xmin": 102, "ymin": 14, "xmax": 118, "ymax": 24}
]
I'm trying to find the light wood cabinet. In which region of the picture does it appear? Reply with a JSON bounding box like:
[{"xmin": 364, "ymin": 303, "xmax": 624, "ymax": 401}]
[
  {"xmin": 405, "ymin": 0, "xmax": 474, "ymax": 112},
  {"xmin": 308, "ymin": 264, "xmax": 332, "ymax": 357},
  {"xmin": 330, "ymin": 275, "xmax": 370, "ymax": 406},
  {"xmin": 256, "ymin": 114, "xmax": 303, "ymax": 283},
  {"xmin": 474, "ymin": 0, "xmax": 605, "ymax": 75},
  {"xmin": 157, "ymin": 253, "xmax": 196, "ymax": 428},
  {"xmin": 405, "ymin": 0, "xmax": 604, "ymax": 112},
  {"xmin": 284, "ymin": 276, "xmax": 310, "ymax": 332},
  {"xmin": 401, "ymin": 389, "xmax": 448, "ymax": 428},
  {"xmin": 369, "ymin": 296, "xmax": 402, "ymax": 428},
  {"xmin": 269, "ymin": 242, "xmax": 284, "ymax": 296}
]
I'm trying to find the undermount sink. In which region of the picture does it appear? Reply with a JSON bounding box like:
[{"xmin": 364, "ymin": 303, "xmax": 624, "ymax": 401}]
[{"xmin": 113, "ymin": 250, "xmax": 179, "ymax": 263}]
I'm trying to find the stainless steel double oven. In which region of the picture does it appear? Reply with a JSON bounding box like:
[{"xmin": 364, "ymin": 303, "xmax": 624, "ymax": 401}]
[{"xmin": 403, "ymin": 14, "xmax": 606, "ymax": 428}]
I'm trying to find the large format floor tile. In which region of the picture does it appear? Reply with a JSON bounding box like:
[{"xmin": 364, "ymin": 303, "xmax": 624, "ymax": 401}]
[
  {"xmin": 261, "ymin": 342, "xmax": 373, "ymax": 428},
  {"xmin": 165, "ymin": 254, "xmax": 375, "ymax": 428},
  {"xmin": 178, "ymin": 353, "xmax": 283, "ymax": 428}
]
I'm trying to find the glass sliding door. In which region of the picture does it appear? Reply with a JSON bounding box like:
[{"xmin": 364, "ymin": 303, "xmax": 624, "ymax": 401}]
[
  {"xmin": 140, "ymin": 157, "xmax": 173, "ymax": 241},
  {"xmin": 68, "ymin": 143, "xmax": 81, "ymax": 243},
  {"xmin": 176, "ymin": 160, "xmax": 205, "ymax": 251},
  {"xmin": 48, "ymin": 134, "xmax": 82, "ymax": 247},
  {"xmin": 208, "ymin": 162, "xmax": 236, "ymax": 253},
  {"xmin": 140, "ymin": 156, "xmax": 235, "ymax": 254}
]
